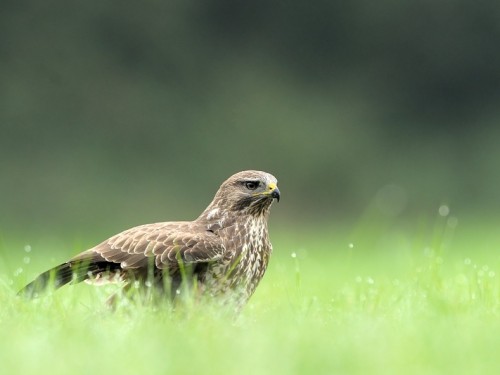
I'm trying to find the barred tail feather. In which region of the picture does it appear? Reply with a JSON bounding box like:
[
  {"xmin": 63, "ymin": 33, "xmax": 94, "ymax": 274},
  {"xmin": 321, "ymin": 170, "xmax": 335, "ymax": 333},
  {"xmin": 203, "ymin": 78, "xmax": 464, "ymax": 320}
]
[{"xmin": 17, "ymin": 260, "xmax": 121, "ymax": 298}]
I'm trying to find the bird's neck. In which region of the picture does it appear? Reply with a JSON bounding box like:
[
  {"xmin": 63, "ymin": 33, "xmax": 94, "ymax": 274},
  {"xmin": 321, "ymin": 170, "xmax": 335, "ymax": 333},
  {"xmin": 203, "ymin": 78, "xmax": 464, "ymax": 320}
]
[{"xmin": 196, "ymin": 203, "xmax": 271, "ymax": 227}]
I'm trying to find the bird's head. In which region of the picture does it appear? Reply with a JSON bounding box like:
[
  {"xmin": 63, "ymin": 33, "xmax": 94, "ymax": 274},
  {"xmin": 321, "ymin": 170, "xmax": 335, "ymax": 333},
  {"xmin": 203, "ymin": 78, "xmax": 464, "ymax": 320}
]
[{"xmin": 202, "ymin": 170, "xmax": 280, "ymax": 218}]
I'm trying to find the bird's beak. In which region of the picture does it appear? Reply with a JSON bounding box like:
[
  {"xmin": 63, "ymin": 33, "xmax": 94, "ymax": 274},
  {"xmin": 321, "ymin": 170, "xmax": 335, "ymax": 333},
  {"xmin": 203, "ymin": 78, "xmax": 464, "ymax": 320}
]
[{"xmin": 268, "ymin": 183, "xmax": 280, "ymax": 202}]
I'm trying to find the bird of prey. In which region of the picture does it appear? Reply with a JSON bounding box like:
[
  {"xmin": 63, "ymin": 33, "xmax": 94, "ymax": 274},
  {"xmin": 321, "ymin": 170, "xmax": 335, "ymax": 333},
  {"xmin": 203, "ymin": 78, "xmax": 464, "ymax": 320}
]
[{"xmin": 19, "ymin": 170, "xmax": 280, "ymax": 307}]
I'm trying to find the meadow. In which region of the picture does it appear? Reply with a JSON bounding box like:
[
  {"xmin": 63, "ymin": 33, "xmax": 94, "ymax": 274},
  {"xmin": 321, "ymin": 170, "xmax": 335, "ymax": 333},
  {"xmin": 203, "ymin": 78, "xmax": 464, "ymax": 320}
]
[{"xmin": 1, "ymin": 212, "xmax": 499, "ymax": 375}]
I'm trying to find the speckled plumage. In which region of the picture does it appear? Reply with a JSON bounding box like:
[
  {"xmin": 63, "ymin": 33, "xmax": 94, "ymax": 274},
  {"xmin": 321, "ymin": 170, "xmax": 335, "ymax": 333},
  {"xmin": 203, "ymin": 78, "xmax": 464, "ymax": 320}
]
[{"xmin": 19, "ymin": 170, "xmax": 280, "ymax": 306}]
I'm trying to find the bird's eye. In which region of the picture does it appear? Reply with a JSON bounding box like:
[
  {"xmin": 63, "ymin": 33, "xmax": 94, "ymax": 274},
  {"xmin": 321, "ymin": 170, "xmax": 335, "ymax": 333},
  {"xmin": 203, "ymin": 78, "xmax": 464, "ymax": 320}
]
[{"xmin": 244, "ymin": 181, "xmax": 260, "ymax": 190}]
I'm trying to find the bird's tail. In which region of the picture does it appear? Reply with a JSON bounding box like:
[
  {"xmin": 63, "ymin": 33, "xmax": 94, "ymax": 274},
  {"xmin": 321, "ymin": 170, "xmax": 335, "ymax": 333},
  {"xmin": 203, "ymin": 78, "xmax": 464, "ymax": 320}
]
[
  {"xmin": 17, "ymin": 258, "xmax": 120, "ymax": 298},
  {"xmin": 17, "ymin": 261, "xmax": 91, "ymax": 298}
]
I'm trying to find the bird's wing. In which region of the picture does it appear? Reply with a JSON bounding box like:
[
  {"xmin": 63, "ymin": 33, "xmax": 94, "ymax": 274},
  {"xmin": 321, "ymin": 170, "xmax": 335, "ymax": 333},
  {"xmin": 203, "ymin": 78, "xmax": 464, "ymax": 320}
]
[{"xmin": 74, "ymin": 222, "xmax": 226, "ymax": 270}]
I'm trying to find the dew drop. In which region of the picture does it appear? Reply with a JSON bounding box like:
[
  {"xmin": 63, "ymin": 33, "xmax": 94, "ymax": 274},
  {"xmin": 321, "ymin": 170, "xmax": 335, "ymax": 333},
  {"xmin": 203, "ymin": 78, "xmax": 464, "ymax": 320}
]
[
  {"xmin": 145, "ymin": 281, "xmax": 152, "ymax": 288},
  {"xmin": 24, "ymin": 245, "xmax": 32, "ymax": 253},
  {"xmin": 366, "ymin": 277, "xmax": 374, "ymax": 284},
  {"xmin": 176, "ymin": 289, "xmax": 181, "ymax": 295},
  {"xmin": 291, "ymin": 252, "xmax": 297, "ymax": 258},
  {"xmin": 348, "ymin": 243, "xmax": 354, "ymax": 249},
  {"xmin": 489, "ymin": 271, "xmax": 496, "ymax": 278},
  {"xmin": 438, "ymin": 205, "xmax": 450, "ymax": 217},
  {"xmin": 464, "ymin": 258, "xmax": 471, "ymax": 265},
  {"xmin": 23, "ymin": 256, "xmax": 30, "ymax": 264}
]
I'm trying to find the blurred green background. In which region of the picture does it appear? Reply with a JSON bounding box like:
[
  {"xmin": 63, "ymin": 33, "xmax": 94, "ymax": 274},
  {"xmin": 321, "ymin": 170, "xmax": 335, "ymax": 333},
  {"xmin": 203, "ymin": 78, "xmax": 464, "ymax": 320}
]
[{"xmin": 2, "ymin": 0, "xmax": 500, "ymax": 241}]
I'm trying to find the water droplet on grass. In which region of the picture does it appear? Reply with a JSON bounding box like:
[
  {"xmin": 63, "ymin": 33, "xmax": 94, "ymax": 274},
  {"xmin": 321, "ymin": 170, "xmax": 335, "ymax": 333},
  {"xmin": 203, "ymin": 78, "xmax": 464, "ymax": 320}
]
[
  {"xmin": 464, "ymin": 258, "xmax": 471, "ymax": 265},
  {"xmin": 438, "ymin": 205, "xmax": 450, "ymax": 216},
  {"xmin": 13, "ymin": 267, "xmax": 23, "ymax": 277},
  {"xmin": 366, "ymin": 277, "xmax": 374, "ymax": 284},
  {"xmin": 348, "ymin": 243, "xmax": 354, "ymax": 249},
  {"xmin": 291, "ymin": 252, "xmax": 297, "ymax": 258},
  {"xmin": 23, "ymin": 257, "xmax": 30, "ymax": 264},
  {"xmin": 489, "ymin": 271, "xmax": 496, "ymax": 278},
  {"xmin": 24, "ymin": 245, "xmax": 32, "ymax": 253}
]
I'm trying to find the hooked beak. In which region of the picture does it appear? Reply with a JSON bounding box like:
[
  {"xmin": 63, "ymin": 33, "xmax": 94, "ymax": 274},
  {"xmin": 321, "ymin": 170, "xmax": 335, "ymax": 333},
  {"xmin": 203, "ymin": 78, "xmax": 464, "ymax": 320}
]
[
  {"xmin": 268, "ymin": 183, "xmax": 280, "ymax": 202},
  {"xmin": 271, "ymin": 187, "xmax": 281, "ymax": 202}
]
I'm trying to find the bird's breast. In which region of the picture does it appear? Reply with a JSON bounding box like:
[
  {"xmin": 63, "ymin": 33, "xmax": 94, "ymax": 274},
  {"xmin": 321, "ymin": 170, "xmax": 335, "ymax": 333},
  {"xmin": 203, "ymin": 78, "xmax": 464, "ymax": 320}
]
[{"xmin": 207, "ymin": 216, "xmax": 271, "ymax": 298}]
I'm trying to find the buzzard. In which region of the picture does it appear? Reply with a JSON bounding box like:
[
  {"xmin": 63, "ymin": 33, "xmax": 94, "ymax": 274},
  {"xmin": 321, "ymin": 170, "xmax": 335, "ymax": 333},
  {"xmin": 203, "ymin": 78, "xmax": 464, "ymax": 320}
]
[{"xmin": 18, "ymin": 170, "xmax": 280, "ymax": 307}]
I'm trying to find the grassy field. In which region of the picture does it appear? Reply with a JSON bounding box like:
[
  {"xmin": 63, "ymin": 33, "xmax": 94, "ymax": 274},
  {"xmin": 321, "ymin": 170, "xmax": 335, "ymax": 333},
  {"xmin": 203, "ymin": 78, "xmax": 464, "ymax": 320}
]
[{"xmin": 1, "ymin": 214, "xmax": 500, "ymax": 375}]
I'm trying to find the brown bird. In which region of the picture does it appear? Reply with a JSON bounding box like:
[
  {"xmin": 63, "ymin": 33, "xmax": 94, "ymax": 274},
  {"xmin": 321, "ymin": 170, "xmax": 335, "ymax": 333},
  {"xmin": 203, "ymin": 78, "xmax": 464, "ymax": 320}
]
[{"xmin": 19, "ymin": 170, "xmax": 280, "ymax": 307}]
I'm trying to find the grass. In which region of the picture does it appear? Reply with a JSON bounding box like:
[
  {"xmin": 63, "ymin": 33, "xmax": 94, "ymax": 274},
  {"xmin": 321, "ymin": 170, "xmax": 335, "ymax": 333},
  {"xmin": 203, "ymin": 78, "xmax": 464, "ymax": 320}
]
[{"xmin": 1, "ymin": 213, "xmax": 500, "ymax": 375}]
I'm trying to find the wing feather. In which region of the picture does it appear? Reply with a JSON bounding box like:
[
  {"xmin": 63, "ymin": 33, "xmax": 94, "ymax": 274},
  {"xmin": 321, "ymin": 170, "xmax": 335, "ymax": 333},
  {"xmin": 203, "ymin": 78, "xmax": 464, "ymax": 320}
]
[{"xmin": 90, "ymin": 222, "xmax": 225, "ymax": 270}]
